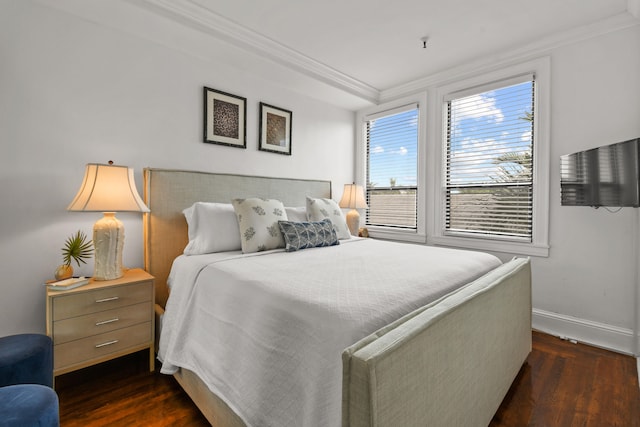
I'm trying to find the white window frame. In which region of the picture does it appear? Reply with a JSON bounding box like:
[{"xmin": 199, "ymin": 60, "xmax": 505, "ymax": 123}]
[
  {"xmin": 429, "ymin": 57, "xmax": 550, "ymax": 257},
  {"xmin": 356, "ymin": 93, "xmax": 428, "ymax": 243}
]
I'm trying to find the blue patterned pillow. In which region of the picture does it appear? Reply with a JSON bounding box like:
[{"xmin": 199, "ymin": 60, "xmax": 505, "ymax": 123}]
[{"xmin": 278, "ymin": 219, "xmax": 340, "ymax": 252}]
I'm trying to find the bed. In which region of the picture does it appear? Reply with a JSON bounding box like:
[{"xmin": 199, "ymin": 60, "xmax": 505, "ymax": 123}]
[{"xmin": 142, "ymin": 168, "xmax": 532, "ymax": 427}]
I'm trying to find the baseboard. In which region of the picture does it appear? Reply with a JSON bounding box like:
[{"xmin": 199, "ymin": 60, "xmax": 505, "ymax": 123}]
[{"xmin": 532, "ymin": 308, "xmax": 635, "ymax": 355}]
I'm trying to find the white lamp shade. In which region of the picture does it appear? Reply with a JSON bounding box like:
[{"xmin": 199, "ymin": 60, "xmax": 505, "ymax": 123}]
[
  {"xmin": 339, "ymin": 183, "xmax": 368, "ymax": 236},
  {"xmin": 67, "ymin": 163, "xmax": 149, "ymax": 213},
  {"xmin": 338, "ymin": 184, "xmax": 368, "ymax": 209}
]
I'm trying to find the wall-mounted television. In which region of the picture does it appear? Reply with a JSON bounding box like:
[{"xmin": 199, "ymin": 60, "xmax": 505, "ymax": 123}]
[{"xmin": 560, "ymin": 138, "xmax": 640, "ymax": 207}]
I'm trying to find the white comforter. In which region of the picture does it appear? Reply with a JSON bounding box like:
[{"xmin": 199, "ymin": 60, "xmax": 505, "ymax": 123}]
[{"xmin": 158, "ymin": 238, "xmax": 501, "ymax": 427}]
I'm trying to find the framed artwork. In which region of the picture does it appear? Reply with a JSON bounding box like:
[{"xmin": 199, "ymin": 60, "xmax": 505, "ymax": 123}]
[
  {"xmin": 259, "ymin": 102, "xmax": 292, "ymax": 155},
  {"xmin": 203, "ymin": 87, "xmax": 246, "ymax": 148}
]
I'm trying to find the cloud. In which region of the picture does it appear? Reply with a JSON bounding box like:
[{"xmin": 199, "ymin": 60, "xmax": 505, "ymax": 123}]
[
  {"xmin": 371, "ymin": 145, "xmax": 384, "ymax": 154},
  {"xmin": 449, "ymin": 137, "xmax": 511, "ymax": 185},
  {"xmin": 451, "ymin": 93, "xmax": 504, "ymax": 124},
  {"xmin": 392, "ymin": 146, "xmax": 408, "ymax": 155}
]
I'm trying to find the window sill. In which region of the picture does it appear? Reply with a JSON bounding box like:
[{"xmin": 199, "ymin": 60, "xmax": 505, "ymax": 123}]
[
  {"xmin": 428, "ymin": 235, "xmax": 549, "ymax": 257},
  {"xmin": 365, "ymin": 227, "xmax": 549, "ymax": 257},
  {"xmin": 367, "ymin": 227, "xmax": 427, "ymax": 244}
]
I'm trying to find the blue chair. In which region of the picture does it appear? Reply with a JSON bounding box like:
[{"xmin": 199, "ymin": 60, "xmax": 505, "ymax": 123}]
[
  {"xmin": 0, "ymin": 384, "xmax": 59, "ymax": 427},
  {"xmin": 0, "ymin": 334, "xmax": 53, "ymax": 387},
  {"xmin": 0, "ymin": 334, "xmax": 59, "ymax": 427}
]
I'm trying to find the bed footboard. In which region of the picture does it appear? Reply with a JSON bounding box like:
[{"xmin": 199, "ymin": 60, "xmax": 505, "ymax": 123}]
[{"xmin": 342, "ymin": 257, "xmax": 531, "ymax": 427}]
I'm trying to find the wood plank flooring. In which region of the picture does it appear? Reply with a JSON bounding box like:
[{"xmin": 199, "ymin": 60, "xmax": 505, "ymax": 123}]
[
  {"xmin": 55, "ymin": 331, "xmax": 640, "ymax": 426},
  {"xmin": 490, "ymin": 331, "xmax": 640, "ymax": 427}
]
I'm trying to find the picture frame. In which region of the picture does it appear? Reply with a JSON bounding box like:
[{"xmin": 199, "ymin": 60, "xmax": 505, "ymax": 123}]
[
  {"xmin": 203, "ymin": 87, "xmax": 246, "ymax": 148},
  {"xmin": 259, "ymin": 102, "xmax": 292, "ymax": 155}
]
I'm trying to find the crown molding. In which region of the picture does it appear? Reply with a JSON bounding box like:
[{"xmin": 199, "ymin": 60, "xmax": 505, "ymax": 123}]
[
  {"xmin": 126, "ymin": 0, "xmax": 380, "ymax": 104},
  {"xmin": 381, "ymin": 11, "xmax": 640, "ymax": 103},
  {"xmin": 126, "ymin": 0, "xmax": 638, "ymax": 107}
]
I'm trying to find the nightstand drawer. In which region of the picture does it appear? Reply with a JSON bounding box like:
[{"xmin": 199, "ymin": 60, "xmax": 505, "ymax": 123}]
[
  {"xmin": 53, "ymin": 302, "xmax": 151, "ymax": 344},
  {"xmin": 54, "ymin": 322, "xmax": 152, "ymax": 371},
  {"xmin": 52, "ymin": 282, "xmax": 152, "ymax": 321}
]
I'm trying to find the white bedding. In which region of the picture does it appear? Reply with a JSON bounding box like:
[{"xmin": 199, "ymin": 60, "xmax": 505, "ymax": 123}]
[{"xmin": 158, "ymin": 238, "xmax": 501, "ymax": 427}]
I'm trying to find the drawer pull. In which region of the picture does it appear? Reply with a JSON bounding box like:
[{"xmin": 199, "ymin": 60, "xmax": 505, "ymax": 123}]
[
  {"xmin": 95, "ymin": 296, "xmax": 119, "ymax": 303},
  {"xmin": 95, "ymin": 340, "xmax": 119, "ymax": 348},
  {"xmin": 95, "ymin": 318, "xmax": 119, "ymax": 326}
]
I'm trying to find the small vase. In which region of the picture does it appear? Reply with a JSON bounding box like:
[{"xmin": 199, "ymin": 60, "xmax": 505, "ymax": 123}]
[{"xmin": 54, "ymin": 264, "xmax": 73, "ymax": 281}]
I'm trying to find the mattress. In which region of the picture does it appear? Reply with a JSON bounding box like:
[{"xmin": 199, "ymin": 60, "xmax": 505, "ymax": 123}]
[{"xmin": 158, "ymin": 238, "xmax": 501, "ymax": 427}]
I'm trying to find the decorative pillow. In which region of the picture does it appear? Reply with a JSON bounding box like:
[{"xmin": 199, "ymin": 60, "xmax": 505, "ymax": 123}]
[
  {"xmin": 285, "ymin": 206, "xmax": 308, "ymax": 222},
  {"xmin": 278, "ymin": 219, "xmax": 339, "ymax": 252},
  {"xmin": 306, "ymin": 196, "xmax": 351, "ymax": 240},
  {"xmin": 182, "ymin": 202, "xmax": 241, "ymax": 255},
  {"xmin": 232, "ymin": 198, "xmax": 288, "ymax": 253}
]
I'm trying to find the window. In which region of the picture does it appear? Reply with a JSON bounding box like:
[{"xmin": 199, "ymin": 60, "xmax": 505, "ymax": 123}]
[
  {"xmin": 365, "ymin": 104, "xmax": 419, "ymax": 229},
  {"xmin": 445, "ymin": 76, "xmax": 534, "ymax": 241},
  {"xmin": 432, "ymin": 57, "xmax": 550, "ymax": 257}
]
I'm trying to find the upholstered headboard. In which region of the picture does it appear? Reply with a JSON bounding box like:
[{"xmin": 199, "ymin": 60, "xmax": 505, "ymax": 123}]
[{"xmin": 142, "ymin": 168, "xmax": 332, "ymax": 308}]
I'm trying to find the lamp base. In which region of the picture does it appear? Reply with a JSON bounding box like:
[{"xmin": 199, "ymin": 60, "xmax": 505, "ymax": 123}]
[
  {"xmin": 93, "ymin": 212, "xmax": 124, "ymax": 281},
  {"xmin": 345, "ymin": 209, "xmax": 360, "ymax": 237}
]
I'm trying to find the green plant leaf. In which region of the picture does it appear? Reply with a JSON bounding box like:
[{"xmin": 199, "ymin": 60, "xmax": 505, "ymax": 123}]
[{"xmin": 62, "ymin": 230, "xmax": 93, "ymax": 267}]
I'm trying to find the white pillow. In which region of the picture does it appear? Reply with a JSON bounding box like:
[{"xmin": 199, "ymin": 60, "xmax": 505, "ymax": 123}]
[
  {"xmin": 232, "ymin": 198, "xmax": 288, "ymax": 253},
  {"xmin": 285, "ymin": 206, "xmax": 308, "ymax": 222},
  {"xmin": 306, "ymin": 196, "xmax": 351, "ymax": 240},
  {"xmin": 182, "ymin": 202, "xmax": 241, "ymax": 255}
]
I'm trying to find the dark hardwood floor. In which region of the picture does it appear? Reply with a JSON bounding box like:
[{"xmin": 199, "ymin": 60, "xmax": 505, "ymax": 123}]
[
  {"xmin": 55, "ymin": 353, "xmax": 209, "ymax": 426},
  {"xmin": 55, "ymin": 331, "xmax": 640, "ymax": 426},
  {"xmin": 490, "ymin": 332, "xmax": 640, "ymax": 427}
]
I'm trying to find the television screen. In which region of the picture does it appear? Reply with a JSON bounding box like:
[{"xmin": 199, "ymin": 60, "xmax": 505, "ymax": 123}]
[{"xmin": 560, "ymin": 138, "xmax": 640, "ymax": 207}]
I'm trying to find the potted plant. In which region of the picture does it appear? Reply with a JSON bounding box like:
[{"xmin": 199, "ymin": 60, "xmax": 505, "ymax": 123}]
[{"xmin": 54, "ymin": 230, "xmax": 93, "ymax": 280}]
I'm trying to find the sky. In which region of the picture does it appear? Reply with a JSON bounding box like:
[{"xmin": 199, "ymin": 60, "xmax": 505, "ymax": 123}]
[
  {"xmin": 448, "ymin": 81, "xmax": 533, "ymax": 187},
  {"xmin": 367, "ymin": 108, "xmax": 418, "ymax": 188},
  {"xmin": 367, "ymin": 80, "xmax": 533, "ymax": 189}
]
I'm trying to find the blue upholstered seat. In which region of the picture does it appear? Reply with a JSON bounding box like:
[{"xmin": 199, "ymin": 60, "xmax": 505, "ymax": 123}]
[
  {"xmin": 0, "ymin": 334, "xmax": 58, "ymax": 426},
  {"xmin": 0, "ymin": 334, "xmax": 53, "ymax": 387},
  {"xmin": 0, "ymin": 384, "xmax": 59, "ymax": 427}
]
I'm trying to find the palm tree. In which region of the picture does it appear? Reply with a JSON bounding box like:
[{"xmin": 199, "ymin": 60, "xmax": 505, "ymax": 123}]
[
  {"xmin": 492, "ymin": 152, "xmax": 532, "ymax": 182},
  {"xmin": 519, "ymin": 111, "xmax": 534, "ymax": 122},
  {"xmin": 492, "ymin": 110, "xmax": 533, "ymax": 183}
]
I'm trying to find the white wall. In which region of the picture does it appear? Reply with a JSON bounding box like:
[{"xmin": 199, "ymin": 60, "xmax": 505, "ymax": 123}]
[
  {"xmin": 531, "ymin": 24, "xmax": 640, "ymax": 353},
  {"xmin": 0, "ymin": 1, "xmax": 355, "ymax": 336}
]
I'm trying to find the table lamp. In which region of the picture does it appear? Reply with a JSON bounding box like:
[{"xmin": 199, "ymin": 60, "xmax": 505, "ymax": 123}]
[
  {"xmin": 338, "ymin": 183, "xmax": 368, "ymax": 236},
  {"xmin": 67, "ymin": 162, "xmax": 149, "ymax": 280}
]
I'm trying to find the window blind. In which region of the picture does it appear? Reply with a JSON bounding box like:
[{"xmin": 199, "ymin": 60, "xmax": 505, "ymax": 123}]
[
  {"xmin": 365, "ymin": 104, "xmax": 419, "ymax": 229},
  {"xmin": 445, "ymin": 77, "xmax": 534, "ymax": 241}
]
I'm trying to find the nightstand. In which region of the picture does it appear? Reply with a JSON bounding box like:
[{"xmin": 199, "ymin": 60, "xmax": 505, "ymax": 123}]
[{"xmin": 45, "ymin": 268, "xmax": 155, "ymax": 378}]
